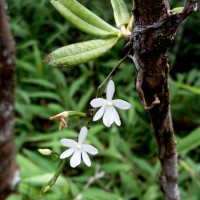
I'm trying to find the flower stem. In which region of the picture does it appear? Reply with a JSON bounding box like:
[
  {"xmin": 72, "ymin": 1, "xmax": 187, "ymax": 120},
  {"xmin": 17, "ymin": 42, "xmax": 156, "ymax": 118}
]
[
  {"xmin": 95, "ymin": 52, "xmax": 129, "ymax": 98},
  {"xmin": 40, "ymin": 159, "xmax": 67, "ymax": 195}
]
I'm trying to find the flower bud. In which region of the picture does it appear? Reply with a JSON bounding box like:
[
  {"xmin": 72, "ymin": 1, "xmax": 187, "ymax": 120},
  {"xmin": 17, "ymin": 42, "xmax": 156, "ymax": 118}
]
[
  {"xmin": 38, "ymin": 149, "xmax": 52, "ymax": 156},
  {"xmin": 42, "ymin": 185, "xmax": 50, "ymax": 194}
]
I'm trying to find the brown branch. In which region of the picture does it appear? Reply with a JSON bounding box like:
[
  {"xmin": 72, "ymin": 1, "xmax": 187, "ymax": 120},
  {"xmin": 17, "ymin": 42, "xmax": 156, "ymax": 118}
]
[
  {"xmin": 0, "ymin": 0, "xmax": 19, "ymax": 199},
  {"xmin": 131, "ymin": 0, "xmax": 197, "ymax": 199},
  {"xmin": 179, "ymin": 0, "xmax": 198, "ymax": 19}
]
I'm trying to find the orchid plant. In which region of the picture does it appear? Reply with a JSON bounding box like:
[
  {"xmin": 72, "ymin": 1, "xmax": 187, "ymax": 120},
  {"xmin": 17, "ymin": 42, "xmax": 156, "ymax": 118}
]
[
  {"xmin": 37, "ymin": 0, "xmax": 198, "ymax": 198},
  {"xmin": 40, "ymin": 0, "xmax": 132, "ymax": 195}
]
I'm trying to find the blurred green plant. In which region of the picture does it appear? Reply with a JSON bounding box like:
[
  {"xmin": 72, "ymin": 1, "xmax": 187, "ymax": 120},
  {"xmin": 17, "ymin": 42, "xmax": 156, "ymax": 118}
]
[{"xmin": 6, "ymin": 0, "xmax": 200, "ymax": 199}]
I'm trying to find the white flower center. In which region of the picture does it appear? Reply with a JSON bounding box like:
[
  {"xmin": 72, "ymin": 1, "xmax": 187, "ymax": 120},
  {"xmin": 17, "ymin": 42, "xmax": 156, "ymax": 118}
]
[
  {"xmin": 106, "ymin": 101, "xmax": 113, "ymax": 107},
  {"xmin": 76, "ymin": 144, "xmax": 82, "ymax": 150}
]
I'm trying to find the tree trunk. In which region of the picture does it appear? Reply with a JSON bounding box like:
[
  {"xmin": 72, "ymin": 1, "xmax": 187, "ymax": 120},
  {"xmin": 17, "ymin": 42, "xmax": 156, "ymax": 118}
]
[
  {"xmin": 131, "ymin": 0, "xmax": 197, "ymax": 199},
  {"xmin": 0, "ymin": 0, "xmax": 19, "ymax": 199}
]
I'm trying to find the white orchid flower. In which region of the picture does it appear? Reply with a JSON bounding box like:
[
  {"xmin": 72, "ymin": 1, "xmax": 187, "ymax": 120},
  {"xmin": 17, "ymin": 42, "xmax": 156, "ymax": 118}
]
[
  {"xmin": 90, "ymin": 80, "xmax": 131, "ymax": 127},
  {"xmin": 60, "ymin": 127, "xmax": 98, "ymax": 168}
]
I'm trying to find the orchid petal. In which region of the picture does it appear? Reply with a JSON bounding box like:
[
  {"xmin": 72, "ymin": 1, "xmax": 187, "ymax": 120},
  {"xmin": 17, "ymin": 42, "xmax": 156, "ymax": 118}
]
[
  {"xmin": 60, "ymin": 148, "xmax": 74, "ymax": 159},
  {"xmin": 112, "ymin": 99, "xmax": 131, "ymax": 110},
  {"xmin": 106, "ymin": 80, "xmax": 115, "ymax": 101},
  {"xmin": 70, "ymin": 149, "xmax": 81, "ymax": 168},
  {"xmin": 93, "ymin": 105, "xmax": 106, "ymax": 121},
  {"xmin": 90, "ymin": 98, "xmax": 107, "ymax": 107},
  {"xmin": 82, "ymin": 144, "xmax": 98, "ymax": 155},
  {"xmin": 82, "ymin": 151, "xmax": 91, "ymax": 167},
  {"xmin": 103, "ymin": 107, "xmax": 114, "ymax": 127},
  {"xmin": 60, "ymin": 139, "xmax": 77, "ymax": 148},
  {"xmin": 112, "ymin": 107, "xmax": 121, "ymax": 126},
  {"xmin": 78, "ymin": 127, "xmax": 88, "ymax": 144}
]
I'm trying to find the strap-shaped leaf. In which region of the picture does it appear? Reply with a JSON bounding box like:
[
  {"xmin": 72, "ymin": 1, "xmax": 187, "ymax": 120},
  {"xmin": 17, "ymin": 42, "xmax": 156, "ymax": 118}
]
[
  {"xmin": 44, "ymin": 37, "xmax": 119, "ymax": 67},
  {"xmin": 59, "ymin": 0, "xmax": 118, "ymax": 33},
  {"xmin": 111, "ymin": 0, "xmax": 130, "ymax": 28},
  {"xmin": 51, "ymin": 0, "xmax": 119, "ymax": 36}
]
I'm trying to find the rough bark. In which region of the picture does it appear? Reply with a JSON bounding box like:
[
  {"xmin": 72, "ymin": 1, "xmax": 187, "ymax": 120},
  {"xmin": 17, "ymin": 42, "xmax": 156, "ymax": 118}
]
[
  {"xmin": 0, "ymin": 0, "xmax": 19, "ymax": 199},
  {"xmin": 131, "ymin": 0, "xmax": 197, "ymax": 199}
]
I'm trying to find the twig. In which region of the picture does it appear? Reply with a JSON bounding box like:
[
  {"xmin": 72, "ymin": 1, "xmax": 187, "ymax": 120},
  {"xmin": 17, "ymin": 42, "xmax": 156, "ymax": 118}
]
[
  {"xmin": 84, "ymin": 168, "xmax": 105, "ymax": 189},
  {"xmin": 73, "ymin": 165, "xmax": 105, "ymax": 200}
]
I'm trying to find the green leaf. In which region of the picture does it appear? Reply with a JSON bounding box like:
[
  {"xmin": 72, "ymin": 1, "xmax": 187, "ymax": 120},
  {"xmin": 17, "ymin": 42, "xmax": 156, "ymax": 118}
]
[
  {"xmin": 24, "ymin": 130, "xmax": 76, "ymax": 143},
  {"xmin": 16, "ymin": 59, "xmax": 36, "ymax": 73},
  {"xmin": 33, "ymin": 43, "xmax": 43, "ymax": 76},
  {"xmin": 51, "ymin": 0, "xmax": 118, "ymax": 36},
  {"xmin": 82, "ymin": 187, "xmax": 121, "ymax": 200},
  {"xmin": 142, "ymin": 185, "xmax": 161, "ymax": 200},
  {"xmin": 174, "ymin": 82, "xmax": 200, "ymax": 95},
  {"xmin": 111, "ymin": 0, "xmax": 130, "ymax": 28},
  {"xmin": 16, "ymin": 88, "xmax": 31, "ymax": 104},
  {"xmin": 69, "ymin": 77, "xmax": 86, "ymax": 97},
  {"xmin": 178, "ymin": 127, "xmax": 200, "ymax": 154},
  {"xmin": 44, "ymin": 37, "xmax": 119, "ymax": 67},
  {"xmin": 59, "ymin": 0, "xmax": 118, "ymax": 33},
  {"xmin": 17, "ymin": 155, "xmax": 44, "ymax": 177},
  {"xmin": 47, "ymin": 103, "xmax": 64, "ymax": 114},
  {"xmin": 16, "ymin": 40, "xmax": 37, "ymax": 50},
  {"xmin": 120, "ymin": 172, "xmax": 141, "ymax": 197},
  {"xmin": 26, "ymin": 91, "xmax": 61, "ymax": 101},
  {"xmin": 15, "ymin": 103, "xmax": 50, "ymax": 119},
  {"xmin": 6, "ymin": 195, "xmax": 22, "ymax": 200},
  {"xmin": 102, "ymin": 163, "xmax": 131, "ymax": 173},
  {"xmin": 77, "ymin": 87, "xmax": 94, "ymax": 111},
  {"xmin": 21, "ymin": 78, "xmax": 55, "ymax": 89},
  {"xmin": 23, "ymin": 149, "xmax": 56, "ymax": 172},
  {"xmin": 52, "ymin": 67, "xmax": 67, "ymax": 87},
  {"xmin": 23, "ymin": 173, "xmax": 68, "ymax": 187},
  {"xmin": 131, "ymin": 156, "xmax": 153, "ymax": 176}
]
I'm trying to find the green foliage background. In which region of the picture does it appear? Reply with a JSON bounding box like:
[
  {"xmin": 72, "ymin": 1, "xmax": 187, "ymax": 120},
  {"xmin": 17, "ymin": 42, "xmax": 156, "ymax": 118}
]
[{"xmin": 6, "ymin": 0, "xmax": 200, "ymax": 199}]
